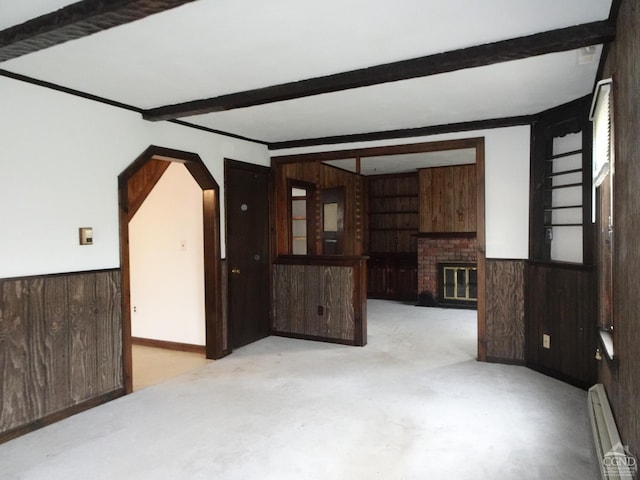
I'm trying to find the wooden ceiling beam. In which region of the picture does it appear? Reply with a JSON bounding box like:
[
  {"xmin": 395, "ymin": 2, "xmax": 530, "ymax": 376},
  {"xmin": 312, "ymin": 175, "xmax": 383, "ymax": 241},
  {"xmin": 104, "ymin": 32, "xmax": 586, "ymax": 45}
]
[
  {"xmin": 0, "ymin": 0, "xmax": 197, "ymax": 62},
  {"xmin": 143, "ymin": 20, "xmax": 615, "ymax": 121}
]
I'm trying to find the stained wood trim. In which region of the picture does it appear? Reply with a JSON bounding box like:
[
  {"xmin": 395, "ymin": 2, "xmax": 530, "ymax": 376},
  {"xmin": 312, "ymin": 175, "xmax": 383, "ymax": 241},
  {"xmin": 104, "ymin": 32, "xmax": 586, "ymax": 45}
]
[
  {"xmin": 526, "ymin": 364, "xmax": 593, "ymax": 390},
  {"xmin": 0, "ymin": 68, "xmax": 143, "ymax": 113},
  {"xmin": 528, "ymin": 260, "xmax": 595, "ymax": 271},
  {"xmin": 0, "ymin": 0, "xmax": 197, "ymax": 62},
  {"xmin": 414, "ymin": 232, "xmax": 477, "ymax": 239},
  {"xmin": 167, "ymin": 119, "xmax": 268, "ymax": 145},
  {"xmin": 119, "ymin": 146, "xmax": 223, "ymax": 394},
  {"xmin": 127, "ymin": 160, "xmax": 170, "ymax": 219},
  {"xmin": 269, "ymin": 115, "xmax": 535, "ymax": 150},
  {"xmin": 273, "ymin": 138, "xmax": 483, "ymax": 164},
  {"xmin": 275, "ymin": 255, "xmax": 368, "ymax": 266},
  {"xmin": 0, "ymin": 388, "xmax": 124, "ymax": 445},
  {"xmin": 475, "ymin": 139, "xmax": 487, "ymax": 362},
  {"xmin": 0, "ymin": 267, "xmax": 119, "ymax": 282},
  {"xmin": 353, "ymin": 259, "xmax": 367, "ymax": 346},
  {"xmin": 131, "ymin": 337, "xmax": 206, "ymax": 354},
  {"xmin": 486, "ymin": 356, "xmax": 526, "ymax": 366},
  {"xmin": 144, "ymin": 21, "xmax": 615, "ymax": 121},
  {"xmin": 272, "ymin": 331, "xmax": 356, "ymax": 346},
  {"xmin": 0, "ymin": 69, "xmax": 266, "ymax": 145}
]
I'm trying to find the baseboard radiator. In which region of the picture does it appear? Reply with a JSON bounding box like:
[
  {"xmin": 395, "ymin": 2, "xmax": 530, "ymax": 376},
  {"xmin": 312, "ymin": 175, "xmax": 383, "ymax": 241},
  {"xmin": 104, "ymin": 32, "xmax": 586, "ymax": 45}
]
[{"xmin": 588, "ymin": 384, "xmax": 635, "ymax": 479}]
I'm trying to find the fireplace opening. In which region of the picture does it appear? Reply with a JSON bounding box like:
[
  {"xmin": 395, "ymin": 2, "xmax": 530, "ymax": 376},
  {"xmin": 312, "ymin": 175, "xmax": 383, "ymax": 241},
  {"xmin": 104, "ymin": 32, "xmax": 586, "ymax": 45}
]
[{"xmin": 437, "ymin": 262, "xmax": 477, "ymax": 309}]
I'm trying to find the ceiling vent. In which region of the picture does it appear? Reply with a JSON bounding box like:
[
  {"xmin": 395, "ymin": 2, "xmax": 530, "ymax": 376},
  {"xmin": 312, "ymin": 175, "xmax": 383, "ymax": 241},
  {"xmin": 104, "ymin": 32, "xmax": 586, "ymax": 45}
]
[{"xmin": 578, "ymin": 46, "xmax": 598, "ymax": 65}]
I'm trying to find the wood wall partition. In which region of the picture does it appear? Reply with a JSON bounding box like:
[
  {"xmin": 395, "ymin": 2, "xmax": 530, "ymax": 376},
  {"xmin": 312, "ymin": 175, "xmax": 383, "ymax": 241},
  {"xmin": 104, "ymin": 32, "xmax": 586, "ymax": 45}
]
[
  {"xmin": 484, "ymin": 260, "xmax": 525, "ymax": 363},
  {"xmin": 274, "ymin": 161, "xmax": 362, "ymax": 256},
  {"xmin": 597, "ymin": 0, "xmax": 640, "ymax": 457},
  {"xmin": 273, "ymin": 256, "xmax": 367, "ymax": 346},
  {"xmin": 525, "ymin": 262, "xmax": 596, "ymax": 388},
  {"xmin": 272, "ymin": 138, "xmax": 487, "ymax": 359},
  {"xmin": 0, "ymin": 269, "xmax": 123, "ymax": 443}
]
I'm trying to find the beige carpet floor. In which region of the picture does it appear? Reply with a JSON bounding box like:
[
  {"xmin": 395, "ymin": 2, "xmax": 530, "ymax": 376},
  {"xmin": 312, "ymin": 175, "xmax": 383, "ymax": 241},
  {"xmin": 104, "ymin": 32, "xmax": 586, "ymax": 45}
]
[{"xmin": 0, "ymin": 300, "xmax": 600, "ymax": 479}]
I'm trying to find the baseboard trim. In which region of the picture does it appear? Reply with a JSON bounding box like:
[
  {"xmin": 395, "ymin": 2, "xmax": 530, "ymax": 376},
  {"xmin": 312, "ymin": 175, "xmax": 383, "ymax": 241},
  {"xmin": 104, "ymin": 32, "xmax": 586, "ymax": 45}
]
[
  {"xmin": 0, "ymin": 388, "xmax": 125, "ymax": 445},
  {"xmin": 525, "ymin": 363, "xmax": 594, "ymax": 390},
  {"xmin": 485, "ymin": 356, "xmax": 526, "ymax": 366},
  {"xmin": 132, "ymin": 337, "xmax": 206, "ymax": 354},
  {"xmin": 272, "ymin": 330, "xmax": 356, "ymax": 346}
]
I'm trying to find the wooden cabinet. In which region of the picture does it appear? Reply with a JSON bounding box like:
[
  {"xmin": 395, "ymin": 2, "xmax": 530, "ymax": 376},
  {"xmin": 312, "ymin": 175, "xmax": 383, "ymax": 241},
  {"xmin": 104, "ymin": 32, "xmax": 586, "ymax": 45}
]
[
  {"xmin": 419, "ymin": 164, "xmax": 476, "ymax": 232},
  {"xmin": 367, "ymin": 254, "xmax": 417, "ymax": 300}
]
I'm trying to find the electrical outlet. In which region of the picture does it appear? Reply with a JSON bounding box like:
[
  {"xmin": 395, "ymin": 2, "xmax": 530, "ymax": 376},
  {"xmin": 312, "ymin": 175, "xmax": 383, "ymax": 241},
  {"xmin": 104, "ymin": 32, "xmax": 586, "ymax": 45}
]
[{"xmin": 543, "ymin": 333, "xmax": 551, "ymax": 349}]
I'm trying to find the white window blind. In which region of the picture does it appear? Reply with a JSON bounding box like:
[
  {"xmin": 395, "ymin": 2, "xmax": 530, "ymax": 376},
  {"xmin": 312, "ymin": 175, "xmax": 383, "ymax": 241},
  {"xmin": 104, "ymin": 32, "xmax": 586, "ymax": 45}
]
[{"xmin": 590, "ymin": 78, "xmax": 613, "ymax": 188}]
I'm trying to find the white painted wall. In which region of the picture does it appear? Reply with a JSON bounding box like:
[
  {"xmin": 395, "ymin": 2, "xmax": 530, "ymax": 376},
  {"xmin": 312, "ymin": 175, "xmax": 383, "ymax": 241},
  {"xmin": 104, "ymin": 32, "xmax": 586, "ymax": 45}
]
[
  {"xmin": 273, "ymin": 126, "xmax": 531, "ymax": 260},
  {"xmin": 550, "ymin": 133, "xmax": 584, "ymax": 263},
  {"xmin": 0, "ymin": 76, "xmax": 270, "ymax": 279},
  {"xmin": 129, "ymin": 163, "xmax": 205, "ymax": 345}
]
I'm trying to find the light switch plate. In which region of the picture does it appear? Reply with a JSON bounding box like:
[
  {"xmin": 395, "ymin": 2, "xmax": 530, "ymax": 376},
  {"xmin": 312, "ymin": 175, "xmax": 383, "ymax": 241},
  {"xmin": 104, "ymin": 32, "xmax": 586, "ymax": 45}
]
[
  {"xmin": 79, "ymin": 227, "xmax": 93, "ymax": 245},
  {"xmin": 543, "ymin": 333, "xmax": 551, "ymax": 349}
]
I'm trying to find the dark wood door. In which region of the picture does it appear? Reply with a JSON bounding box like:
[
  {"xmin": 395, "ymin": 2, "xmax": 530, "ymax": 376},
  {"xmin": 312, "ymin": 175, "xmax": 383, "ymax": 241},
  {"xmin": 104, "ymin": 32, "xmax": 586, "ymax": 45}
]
[{"xmin": 225, "ymin": 160, "xmax": 271, "ymax": 349}]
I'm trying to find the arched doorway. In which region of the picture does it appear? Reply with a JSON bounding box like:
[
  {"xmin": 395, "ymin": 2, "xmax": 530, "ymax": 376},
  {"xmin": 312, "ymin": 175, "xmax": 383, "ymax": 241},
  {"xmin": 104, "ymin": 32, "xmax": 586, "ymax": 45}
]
[{"xmin": 118, "ymin": 146, "xmax": 224, "ymax": 393}]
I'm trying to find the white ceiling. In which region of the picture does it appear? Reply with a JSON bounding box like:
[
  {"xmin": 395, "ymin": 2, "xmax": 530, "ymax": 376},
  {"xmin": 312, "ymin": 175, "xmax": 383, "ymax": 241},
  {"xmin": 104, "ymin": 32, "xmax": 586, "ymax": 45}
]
[{"xmin": 1, "ymin": 0, "xmax": 612, "ymax": 146}]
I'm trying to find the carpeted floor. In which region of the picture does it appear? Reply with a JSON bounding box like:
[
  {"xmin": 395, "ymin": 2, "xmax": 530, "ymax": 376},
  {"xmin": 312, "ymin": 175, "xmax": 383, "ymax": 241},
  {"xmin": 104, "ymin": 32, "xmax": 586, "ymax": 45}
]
[{"xmin": 0, "ymin": 300, "xmax": 600, "ymax": 479}]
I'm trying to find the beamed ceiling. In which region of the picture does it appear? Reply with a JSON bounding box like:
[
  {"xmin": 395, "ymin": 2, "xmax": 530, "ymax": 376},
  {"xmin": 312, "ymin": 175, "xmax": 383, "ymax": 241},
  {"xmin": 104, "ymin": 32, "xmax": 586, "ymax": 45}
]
[{"xmin": 0, "ymin": 0, "xmax": 617, "ymax": 149}]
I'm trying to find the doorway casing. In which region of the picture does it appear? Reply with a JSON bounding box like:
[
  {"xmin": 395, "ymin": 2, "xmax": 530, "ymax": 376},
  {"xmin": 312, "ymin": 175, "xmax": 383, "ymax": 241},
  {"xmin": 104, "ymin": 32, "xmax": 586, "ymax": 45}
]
[
  {"xmin": 272, "ymin": 137, "xmax": 487, "ymax": 360},
  {"xmin": 119, "ymin": 145, "xmax": 223, "ymax": 394}
]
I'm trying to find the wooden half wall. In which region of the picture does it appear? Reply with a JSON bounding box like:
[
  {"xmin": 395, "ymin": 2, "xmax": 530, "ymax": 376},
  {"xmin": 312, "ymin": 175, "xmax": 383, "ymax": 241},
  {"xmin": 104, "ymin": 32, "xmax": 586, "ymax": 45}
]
[
  {"xmin": 273, "ymin": 256, "xmax": 367, "ymax": 346},
  {"xmin": 525, "ymin": 261, "xmax": 597, "ymax": 388},
  {"xmin": 0, "ymin": 269, "xmax": 123, "ymax": 443},
  {"xmin": 485, "ymin": 259, "xmax": 526, "ymax": 363}
]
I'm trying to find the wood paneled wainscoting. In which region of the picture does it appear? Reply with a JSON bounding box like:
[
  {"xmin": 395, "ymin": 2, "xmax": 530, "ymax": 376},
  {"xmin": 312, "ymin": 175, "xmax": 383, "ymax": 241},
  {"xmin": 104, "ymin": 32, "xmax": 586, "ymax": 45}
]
[
  {"xmin": 484, "ymin": 259, "xmax": 525, "ymax": 363},
  {"xmin": 0, "ymin": 269, "xmax": 123, "ymax": 443},
  {"xmin": 525, "ymin": 261, "xmax": 597, "ymax": 388},
  {"xmin": 273, "ymin": 256, "xmax": 367, "ymax": 346}
]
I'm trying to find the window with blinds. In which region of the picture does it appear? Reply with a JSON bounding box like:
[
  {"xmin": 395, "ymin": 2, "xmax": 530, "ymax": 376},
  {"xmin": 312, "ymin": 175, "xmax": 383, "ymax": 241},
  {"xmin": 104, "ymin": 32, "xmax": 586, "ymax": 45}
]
[
  {"xmin": 590, "ymin": 79, "xmax": 613, "ymax": 189},
  {"xmin": 590, "ymin": 78, "xmax": 615, "ymax": 343}
]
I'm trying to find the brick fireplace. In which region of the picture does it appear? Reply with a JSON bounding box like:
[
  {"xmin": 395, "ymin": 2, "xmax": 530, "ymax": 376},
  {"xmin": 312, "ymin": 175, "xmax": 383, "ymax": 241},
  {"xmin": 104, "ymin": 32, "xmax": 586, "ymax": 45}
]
[{"xmin": 417, "ymin": 234, "xmax": 477, "ymax": 302}]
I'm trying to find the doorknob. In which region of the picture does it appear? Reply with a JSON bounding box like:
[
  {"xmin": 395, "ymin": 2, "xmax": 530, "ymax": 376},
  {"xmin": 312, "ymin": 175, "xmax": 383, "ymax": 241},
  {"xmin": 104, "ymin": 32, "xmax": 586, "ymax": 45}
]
[{"xmin": 231, "ymin": 268, "xmax": 241, "ymax": 274}]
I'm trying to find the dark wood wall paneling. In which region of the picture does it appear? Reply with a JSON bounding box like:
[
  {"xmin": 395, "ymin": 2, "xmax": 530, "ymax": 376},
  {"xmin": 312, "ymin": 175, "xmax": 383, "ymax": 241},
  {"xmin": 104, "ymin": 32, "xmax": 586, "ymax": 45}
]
[
  {"xmin": 525, "ymin": 262, "xmax": 597, "ymax": 388},
  {"xmin": 418, "ymin": 164, "xmax": 477, "ymax": 233},
  {"xmin": 220, "ymin": 259, "xmax": 229, "ymax": 356},
  {"xmin": 598, "ymin": 0, "xmax": 640, "ymax": 458},
  {"xmin": 273, "ymin": 257, "xmax": 367, "ymax": 346},
  {"xmin": 526, "ymin": 91, "xmax": 598, "ymax": 388},
  {"xmin": 126, "ymin": 158, "xmax": 170, "ymax": 219},
  {"xmin": 0, "ymin": 270, "xmax": 123, "ymax": 443},
  {"xmin": 484, "ymin": 260, "xmax": 526, "ymax": 363},
  {"xmin": 274, "ymin": 161, "xmax": 363, "ymax": 257},
  {"xmin": 366, "ymin": 173, "xmax": 419, "ymax": 301}
]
